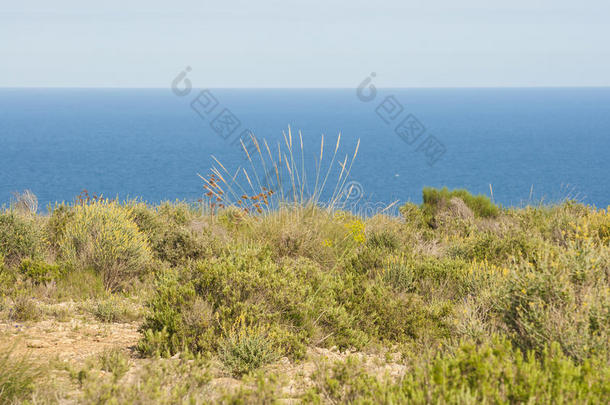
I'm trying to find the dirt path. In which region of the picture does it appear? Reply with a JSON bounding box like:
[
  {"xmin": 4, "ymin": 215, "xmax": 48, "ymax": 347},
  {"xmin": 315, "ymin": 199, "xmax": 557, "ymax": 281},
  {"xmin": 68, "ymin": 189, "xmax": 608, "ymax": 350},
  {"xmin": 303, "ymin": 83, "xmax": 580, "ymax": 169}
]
[{"xmin": 0, "ymin": 319, "xmax": 140, "ymax": 363}]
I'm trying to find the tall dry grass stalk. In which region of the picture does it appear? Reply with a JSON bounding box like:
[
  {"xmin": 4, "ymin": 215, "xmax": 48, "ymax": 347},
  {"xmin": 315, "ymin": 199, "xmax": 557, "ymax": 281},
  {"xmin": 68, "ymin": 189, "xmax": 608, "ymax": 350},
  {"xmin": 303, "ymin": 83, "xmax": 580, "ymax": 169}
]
[
  {"xmin": 199, "ymin": 127, "xmax": 361, "ymax": 217},
  {"xmin": 11, "ymin": 190, "xmax": 38, "ymax": 215}
]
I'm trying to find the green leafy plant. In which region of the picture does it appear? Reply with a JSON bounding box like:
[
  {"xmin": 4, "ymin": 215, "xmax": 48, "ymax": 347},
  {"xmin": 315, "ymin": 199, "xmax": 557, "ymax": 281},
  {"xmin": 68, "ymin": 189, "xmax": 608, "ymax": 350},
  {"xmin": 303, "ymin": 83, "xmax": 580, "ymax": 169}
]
[
  {"xmin": 219, "ymin": 318, "xmax": 278, "ymax": 376},
  {"xmin": 0, "ymin": 211, "xmax": 41, "ymax": 266},
  {"xmin": 58, "ymin": 201, "xmax": 152, "ymax": 291}
]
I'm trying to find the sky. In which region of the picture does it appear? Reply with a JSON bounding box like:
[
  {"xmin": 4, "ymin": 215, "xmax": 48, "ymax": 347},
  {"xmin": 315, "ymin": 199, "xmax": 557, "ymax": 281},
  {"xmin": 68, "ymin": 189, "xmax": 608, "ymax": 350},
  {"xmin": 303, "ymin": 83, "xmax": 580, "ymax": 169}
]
[{"xmin": 2, "ymin": 0, "xmax": 609, "ymax": 88}]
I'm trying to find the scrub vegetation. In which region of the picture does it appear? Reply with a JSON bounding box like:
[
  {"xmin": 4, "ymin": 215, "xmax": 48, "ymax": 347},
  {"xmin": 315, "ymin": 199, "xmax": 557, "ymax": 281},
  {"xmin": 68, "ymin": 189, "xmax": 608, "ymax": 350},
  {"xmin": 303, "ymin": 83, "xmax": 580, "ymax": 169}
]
[{"xmin": 0, "ymin": 136, "xmax": 608, "ymax": 403}]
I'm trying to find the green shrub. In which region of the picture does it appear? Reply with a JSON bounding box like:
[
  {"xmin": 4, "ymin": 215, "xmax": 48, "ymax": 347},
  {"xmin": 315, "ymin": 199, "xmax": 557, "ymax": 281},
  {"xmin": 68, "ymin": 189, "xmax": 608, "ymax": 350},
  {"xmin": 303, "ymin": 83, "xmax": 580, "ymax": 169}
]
[
  {"xmin": 152, "ymin": 227, "xmax": 215, "ymax": 266},
  {"xmin": 409, "ymin": 256, "xmax": 472, "ymax": 300},
  {"xmin": 45, "ymin": 203, "xmax": 74, "ymax": 252},
  {"xmin": 399, "ymin": 202, "xmax": 427, "ymax": 228},
  {"xmin": 137, "ymin": 328, "xmax": 175, "ymax": 358},
  {"xmin": 422, "ymin": 187, "xmax": 500, "ymax": 224},
  {"xmin": 58, "ymin": 201, "xmax": 152, "ymax": 291},
  {"xmin": 98, "ymin": 348, "xmax": 131, "ymax": 380},
  {"xmin": 306, "ymin": 337, "xmax": 610, "ymax": 404},
  {"xmin": 219, "ymin": 319, "xmax": 278, "ymax": 376},
  {"xmin": 92, "ymin": 296, "xmax": 141, "ymax": 323},
  {"xmin": 451, "ymin": 230, "xmax": 542, "ymax": 264},
  {"xmin": 139, "ymin": 246, "xmax": 453, "ymax": 360},
  {"xmin": 380, "ymin": 254, "xmax": 416, "ymax": 292},
  {"xmin": 127, "ymin": 201, "xmax": 217, "ymax": 266},
  {"xmin": 19, "ymin": 259, "xmax": 64, "ymax": 285},
  {"xmin": 496, "ymin": 247, "xmax": 609, "ymax": 360},
  {"xmin": 346, "ymin": 246, "xmax": 386, "ymax": 275},
  {"xmin": 366, "ymin": 230, "xmax": 398, "ymax": 251},
  {"xmin": 0, "ymin": 254, "xmax": 17, "ymax": 296},
  {"xmin": 0, "ymin": 211, "xmax": 41, "ymax": 266}
]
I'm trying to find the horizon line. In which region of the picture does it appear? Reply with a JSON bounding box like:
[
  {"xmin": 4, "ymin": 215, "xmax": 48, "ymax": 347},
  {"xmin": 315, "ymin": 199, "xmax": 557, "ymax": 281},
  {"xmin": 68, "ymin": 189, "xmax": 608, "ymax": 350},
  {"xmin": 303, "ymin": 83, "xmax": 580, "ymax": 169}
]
[{"xmin": 2, "ymin": 85, "xmax": 610, "ymax": 90}]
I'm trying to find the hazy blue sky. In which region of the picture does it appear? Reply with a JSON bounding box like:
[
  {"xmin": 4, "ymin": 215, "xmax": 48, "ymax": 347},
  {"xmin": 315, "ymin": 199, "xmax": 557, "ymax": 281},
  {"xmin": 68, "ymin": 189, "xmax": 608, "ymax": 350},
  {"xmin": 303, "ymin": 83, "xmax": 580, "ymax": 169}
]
[{"xmin": 2, "ymin": 0, "xmax": 609, "ymax": 87}]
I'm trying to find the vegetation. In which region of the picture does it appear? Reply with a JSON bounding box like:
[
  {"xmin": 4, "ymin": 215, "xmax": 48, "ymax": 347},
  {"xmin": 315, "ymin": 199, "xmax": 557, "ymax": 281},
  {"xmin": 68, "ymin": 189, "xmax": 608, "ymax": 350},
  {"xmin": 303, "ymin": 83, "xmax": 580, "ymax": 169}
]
[
  {"xmin": 0, "ymin": 346, "xmax": 41, "ymax": 404},
  {"xmin": 57, "ymin": 200, "xmax": 152, "ymax": 291},
  {"xmin": 0, "ymin": 186, "xmax": 607, "ymax": 403},
  {"xmin": 0, "ymin": 130, "xmax": 608, "ymax": 405}
]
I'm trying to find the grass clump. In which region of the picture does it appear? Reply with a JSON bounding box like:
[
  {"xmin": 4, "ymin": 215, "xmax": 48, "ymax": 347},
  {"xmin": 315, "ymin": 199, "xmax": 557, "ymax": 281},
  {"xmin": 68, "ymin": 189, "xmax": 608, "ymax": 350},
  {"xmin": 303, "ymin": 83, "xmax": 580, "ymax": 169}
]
[
  {"xmin": 422, "ymin": 187, "xmax": 500, "ymax": 224},
  {"xmin": 79, "ymin": 355, "xmax": 210, "ymax": 404},
  {"xmin": 219, "ymin": 318, "xmax": 279, "ymax": 376},
  {"xmin": 91, "ymin": 295, "xmax": 141, "ymax": 323},
  {"xmin": 9, "ymin": 293, "xmax": 41, "ymax": 322},
  {"xmin": 0, "ymin": 346, "xmax": 41, "ymax": 403},
  {"xmin": 58, "ymin": 201, "xmax": 152, "ymax": 291},
  {"xmin": 98, "ymin": 348, "xmax": 131, "ymax": 380}
]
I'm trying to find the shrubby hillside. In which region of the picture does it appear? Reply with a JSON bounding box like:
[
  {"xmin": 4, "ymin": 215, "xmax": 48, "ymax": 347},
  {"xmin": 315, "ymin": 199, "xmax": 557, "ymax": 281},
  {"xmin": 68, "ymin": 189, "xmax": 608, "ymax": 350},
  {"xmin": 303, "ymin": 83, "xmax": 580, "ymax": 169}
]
[{"xmin": 0, "ymin": 188, "xmax": 608, "ymax": 403}]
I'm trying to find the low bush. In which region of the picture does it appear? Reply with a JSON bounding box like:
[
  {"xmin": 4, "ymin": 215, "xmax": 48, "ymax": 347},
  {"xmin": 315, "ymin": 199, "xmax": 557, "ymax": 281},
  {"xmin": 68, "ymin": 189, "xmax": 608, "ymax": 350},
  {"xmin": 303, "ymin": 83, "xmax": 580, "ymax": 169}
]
[
  {"xmin": 495, "ymin": 245, "xmax": 610, "ymax": 360},
  {"xmin": 305, "ymin": 337, "xmax": 610, "ymax": 404},
  {"xmin": 58, "ymin": 201, "xmax": 152, "ymax": 291},
  {"xmin": 19, "ymin": 259, "xmax": 64, "ymax": 285},
  {"xmin": 128, "ymin": 201, "xmax": 218, "ymax": 266},
  {"xmin": 98, "ymin": 348, "xmax": 131, "ymax": 380},
  {"xmin": 451, "ymin": 229, "xmax": 543, "ymax": 264},
  {"xmin": 0, "ymin": 211, "xmax": 41, "ymax": 266},
  {"xmin": 219, "ymin": 318, "xmax": 278, "ymax": 376},
  {"xmin": 92, "ymin": 296, "xmax": 141, "ymax": 323},
  {"xmin": 139, "ymin": 245, "xmax": 452, "ymax": 361},
  {"xmin": 9, "ymin": 293, "xmax": 40, "ymax": 322},
  {"xmin": 79, "ymin": 355, "xmax": 210, "ymax": 404}
]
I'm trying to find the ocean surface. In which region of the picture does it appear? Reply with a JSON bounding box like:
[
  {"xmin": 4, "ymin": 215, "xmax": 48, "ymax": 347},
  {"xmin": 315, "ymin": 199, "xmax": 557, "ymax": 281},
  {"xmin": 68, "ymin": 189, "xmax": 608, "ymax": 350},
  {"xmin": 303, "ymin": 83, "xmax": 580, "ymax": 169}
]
[{"xmin": 1, "ymin": 88, "xmax": 609, "ymax": 212}]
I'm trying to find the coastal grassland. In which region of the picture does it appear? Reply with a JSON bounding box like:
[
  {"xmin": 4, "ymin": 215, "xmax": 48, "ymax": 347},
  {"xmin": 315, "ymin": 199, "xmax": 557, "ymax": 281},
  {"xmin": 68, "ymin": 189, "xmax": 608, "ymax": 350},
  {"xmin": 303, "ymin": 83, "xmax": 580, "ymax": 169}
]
[{"xmin": 0, "ymin": 190, "xmax": 608, "ymax": 403}]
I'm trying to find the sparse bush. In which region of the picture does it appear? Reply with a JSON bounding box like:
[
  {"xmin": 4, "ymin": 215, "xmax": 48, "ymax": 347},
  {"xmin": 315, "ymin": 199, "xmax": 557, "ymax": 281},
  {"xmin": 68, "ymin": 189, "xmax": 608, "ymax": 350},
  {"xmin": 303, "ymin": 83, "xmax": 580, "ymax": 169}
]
[
  {"xmin": 0, "ymin": 211, "xmax": 41, "ymax": 266},
  {"xmin": 9, "ymin": 293, "xmax": 40, "ymax": 322},
  {"xmin": 11, "ymin": 190, "xmax": 38, "ymax": 215},
  {"xmin": 52, "ymin": 267, "xmax": 106, "ymax": 301},
  {"xmin": 92, "ymin": 295, "xmax": 141, "ymax": 323},
  {"xmin": 367, "ymin": 230, "xmax": 398, "ymax": 251},
  {"xmin": 219, "ymin": 318, "xmax": 278, "ymax": 376},
  {"xmin": 80, "ymin": 355, "xmax": 210, "ymax": 404},
  {"xmin": 58, "ymin": 201, "xmax": 152, "ymax": 291},
  {"xmin": 98, "ymin": 348, "xmax": 130, "ymax": 380}
]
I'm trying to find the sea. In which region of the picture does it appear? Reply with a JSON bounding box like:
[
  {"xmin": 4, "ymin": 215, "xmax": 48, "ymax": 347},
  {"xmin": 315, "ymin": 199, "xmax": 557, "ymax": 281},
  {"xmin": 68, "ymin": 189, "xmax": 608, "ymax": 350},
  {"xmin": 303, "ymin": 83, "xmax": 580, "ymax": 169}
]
[{"xmin": 1, "ymin": 88, "xmax": 609, "ymax": 212}]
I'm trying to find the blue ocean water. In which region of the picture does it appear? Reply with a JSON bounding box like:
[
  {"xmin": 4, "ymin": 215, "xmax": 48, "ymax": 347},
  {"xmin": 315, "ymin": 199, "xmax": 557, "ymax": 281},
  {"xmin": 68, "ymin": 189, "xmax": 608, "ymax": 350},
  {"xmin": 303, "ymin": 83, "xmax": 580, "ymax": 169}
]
[{"xmin": 0, "ymin": 88, "xmax": 609, "ymax": 211}]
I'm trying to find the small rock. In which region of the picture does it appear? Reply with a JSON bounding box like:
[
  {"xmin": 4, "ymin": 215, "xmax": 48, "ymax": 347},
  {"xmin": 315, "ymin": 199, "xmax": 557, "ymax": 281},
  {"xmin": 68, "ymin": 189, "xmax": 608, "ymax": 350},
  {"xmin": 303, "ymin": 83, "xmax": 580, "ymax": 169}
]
[{"xmin": 27, "ymin": 340, "xmax": 49, "ymax": 348}]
